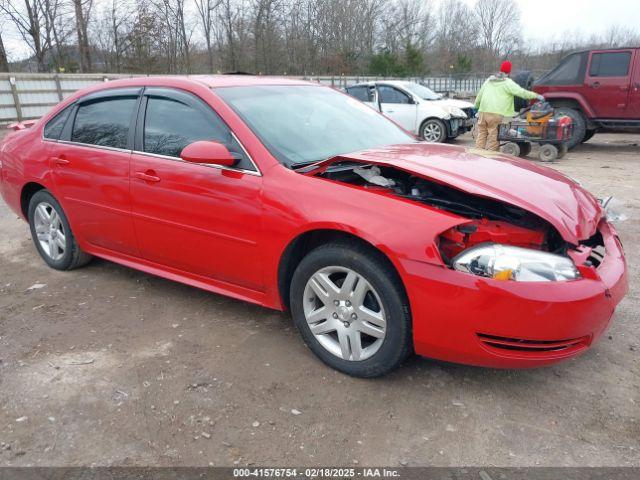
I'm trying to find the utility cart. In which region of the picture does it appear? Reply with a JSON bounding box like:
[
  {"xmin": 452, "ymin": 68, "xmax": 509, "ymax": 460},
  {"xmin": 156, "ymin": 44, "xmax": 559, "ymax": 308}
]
[{"xmin": 498, "ymin": 101, "xmax": 574, "ymax": 162}]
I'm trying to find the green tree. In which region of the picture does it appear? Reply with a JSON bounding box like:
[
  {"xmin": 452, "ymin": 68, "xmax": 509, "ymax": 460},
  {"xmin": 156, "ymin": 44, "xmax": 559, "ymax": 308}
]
[
  {"xmin": 369, "ymin": 50, "xmax": 405, "ymax": 76},
  {"xmin": 454, "ymin": 54, "xmax": 472, "ymax": 73},
  {"xmin": 404, "ymin": 42, "xmax": 424, "ymax": 75}
]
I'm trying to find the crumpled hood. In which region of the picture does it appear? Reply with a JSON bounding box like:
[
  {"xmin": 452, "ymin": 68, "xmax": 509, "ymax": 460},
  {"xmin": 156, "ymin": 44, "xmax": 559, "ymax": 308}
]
[
  {"xmin": 327, "ymin": 143, "xmax": 602, "ymax": 244},
  {"xmin": 431, "ymin": 98, "xmax": 474, "ymax": 112}
]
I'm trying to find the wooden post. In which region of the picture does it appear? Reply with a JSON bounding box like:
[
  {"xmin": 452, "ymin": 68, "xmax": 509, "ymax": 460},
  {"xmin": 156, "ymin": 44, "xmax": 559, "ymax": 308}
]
[
  {"xmin": 9, "ymin": 76, "xmax": 22, "ymax": 122},
  {"xmin": 54, "ymin": 74, "xmax": 63, "ymax": 101}
]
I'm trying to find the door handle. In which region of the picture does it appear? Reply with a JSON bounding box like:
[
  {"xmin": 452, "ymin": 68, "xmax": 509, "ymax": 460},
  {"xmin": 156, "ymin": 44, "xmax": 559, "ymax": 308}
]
[
  {"xmin": 134, "ymin": 171, "xmax": 161, "ymax": 183},
  {"xmin": 590, "ymin": 81, "xmax": 601, "ymax": 89},
  {"xmin": 51, "ymin": 157, "xmax": 70, "ymax": 166},
  {"xmin": 385, "ymin": 109, "xmax": 395, "ymax": 113}
]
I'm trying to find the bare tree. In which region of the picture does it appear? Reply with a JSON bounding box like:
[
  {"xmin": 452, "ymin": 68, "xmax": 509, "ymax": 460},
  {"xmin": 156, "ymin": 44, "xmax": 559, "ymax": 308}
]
[
  {"xmin": 1, "ymin": 0, "xmax": 47, "ymax": 71},
  {"xmin": 195, "ymin": 0, "xmax": 221, "ymax": 72},
  {"xmin": 71, "ymin": 0, "xmax": 92, "ymax": 72},
  {"xmin": 433, "ymin": 0, "xmax": 478, "ymax": 73},
  {"xmin": 0, "ymin": 30, "xmax": 9, "ymax": 72},
  {"xmin": 475, "ymin": 0, "xmax": 521, "ymax": 62}
]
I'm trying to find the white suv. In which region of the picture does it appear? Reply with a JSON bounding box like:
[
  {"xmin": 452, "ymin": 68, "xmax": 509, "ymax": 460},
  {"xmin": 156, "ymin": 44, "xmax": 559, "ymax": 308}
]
[{"xmin": 345, "ymin": 81, "xmax": 476, "ymax": 143}]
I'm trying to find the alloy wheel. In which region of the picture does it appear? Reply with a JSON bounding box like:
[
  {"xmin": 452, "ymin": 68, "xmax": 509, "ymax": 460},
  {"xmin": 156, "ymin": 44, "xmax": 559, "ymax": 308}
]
[
  {"xmin": 423, "ymin": 122, "xmax": 443, "ymax": 142},
  {"xmin": 302, "ymin": 266, "xmax": 387, "ymax": 361},
  {"xmin": 33, "ymin": 202, "xmax": 66, "ymax": 261}
]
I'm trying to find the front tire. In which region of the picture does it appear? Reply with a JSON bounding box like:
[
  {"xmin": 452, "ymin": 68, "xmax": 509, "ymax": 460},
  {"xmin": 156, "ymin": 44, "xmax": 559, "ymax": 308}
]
[
  {"xmin": 290, "ymin": 242, "xmax": 412, "ymax": 377},
  {"xmin": 28, "ymin": 190, "xmax": 92, "ymax": 271},
  {"xmin": 420, "ymin": 118, "xmax": 447, "ymax": 143}
]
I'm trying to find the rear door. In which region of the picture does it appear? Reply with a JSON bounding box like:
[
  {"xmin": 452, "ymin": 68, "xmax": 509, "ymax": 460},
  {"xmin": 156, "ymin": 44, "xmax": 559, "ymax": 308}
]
[
  {"xmin": 377, "ymin": 85, "xmax": 418, "ymax": 132},
  {"xmin": 48, "ymin": 88, "xmax": 140, "ymax": 256},
  {"xmin": 584, "ymin": 49, "xmax": 634, "ymax": 118},
  {"xmin": 129, "ymin": 87, "xmax": 264, "ymax": 291}
]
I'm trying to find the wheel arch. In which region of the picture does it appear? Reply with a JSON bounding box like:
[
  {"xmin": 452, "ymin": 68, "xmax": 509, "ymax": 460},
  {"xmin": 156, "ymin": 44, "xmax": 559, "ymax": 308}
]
[
  {"xmin": 544, "ymin": 94, "xmax": 595, "ymax": 119},
  {"xmin": 20, "ymin": 182, "xmax": 47, "ymax": 219},
  {"xmin": 277, "ymin": 228, "xmax": 406, "ymax": 311}
]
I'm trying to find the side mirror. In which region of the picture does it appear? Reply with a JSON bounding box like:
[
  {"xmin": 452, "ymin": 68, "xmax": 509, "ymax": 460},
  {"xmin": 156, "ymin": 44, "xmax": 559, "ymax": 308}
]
[{"xmin": 180, "ymin": 140, "xmax": 237, "ymax": 167}]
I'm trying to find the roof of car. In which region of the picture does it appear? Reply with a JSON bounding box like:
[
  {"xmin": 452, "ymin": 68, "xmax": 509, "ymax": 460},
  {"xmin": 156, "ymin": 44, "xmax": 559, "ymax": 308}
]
[
  {"xmin": 570, "ymin": 47, "xmax": 639, "ymax": 54},
  {"xmin": 192, "ymin": 75, "xmax": 314, "ymax": 88},
  {"xmin": 349, "ymin": 80, "xmax": 412, "ymax": 88}
]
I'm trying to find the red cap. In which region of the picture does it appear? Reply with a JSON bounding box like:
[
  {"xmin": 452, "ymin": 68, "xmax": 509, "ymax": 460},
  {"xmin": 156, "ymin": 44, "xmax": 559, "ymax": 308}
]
[{"xmin": 500, "ymin": 60, "xmax": 512, "ymax": 74}]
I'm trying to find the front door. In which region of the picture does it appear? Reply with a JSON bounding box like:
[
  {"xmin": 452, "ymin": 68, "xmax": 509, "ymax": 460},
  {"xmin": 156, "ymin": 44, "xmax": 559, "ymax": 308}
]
[
  {"xmin": 48, "ymin": 88, "xmax": 140, "ymax": 256},
  {"xmin": 377, "ymin": 85, "xmax": 418, "ymax": 132},
  {"xmin": 130, "ymin": 88, "xmax": 264, "ymax": 291},
  {"xmin": 584, "ymin": 50, "xmax": 634, "ymax": 119}
]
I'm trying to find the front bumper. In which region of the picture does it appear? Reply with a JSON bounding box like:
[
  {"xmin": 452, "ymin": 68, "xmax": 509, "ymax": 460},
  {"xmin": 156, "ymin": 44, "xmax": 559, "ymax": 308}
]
[
  {"xmin": 403, "ymin": 221, "xmax": 628, "ymax": 368},
  {"xmin": 447, "ymin": 117, "xmax": 475, "ymax": 137}
]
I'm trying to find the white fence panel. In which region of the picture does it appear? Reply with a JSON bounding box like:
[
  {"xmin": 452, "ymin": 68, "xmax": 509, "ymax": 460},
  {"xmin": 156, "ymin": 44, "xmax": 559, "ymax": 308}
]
[{"xmin": 0, "ymin": 73, "xmax": 485, "ymax": 124}]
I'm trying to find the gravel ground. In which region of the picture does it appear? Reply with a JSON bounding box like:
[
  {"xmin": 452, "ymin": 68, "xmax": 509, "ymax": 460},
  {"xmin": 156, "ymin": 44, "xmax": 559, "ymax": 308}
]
[{"xmin": 0, "ymin": 132, "xmax": 638, "ymax": 467}]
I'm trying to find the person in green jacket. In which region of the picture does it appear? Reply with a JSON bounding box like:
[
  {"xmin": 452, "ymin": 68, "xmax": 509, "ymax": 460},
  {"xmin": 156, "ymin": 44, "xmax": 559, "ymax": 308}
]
[{"xmin": 474, "ymin": 60, "xmax": 544, "ymax": 151}]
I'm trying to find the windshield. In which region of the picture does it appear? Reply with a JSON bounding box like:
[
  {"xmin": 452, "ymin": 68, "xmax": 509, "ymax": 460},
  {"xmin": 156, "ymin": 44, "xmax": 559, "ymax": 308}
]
[
  {"xmin": 402, "ymin": 82, "xmax": 441, "ymax": 100},
  {"xmin": 215, "ymin": 85, "xmax": 413, "ymax": 167}
]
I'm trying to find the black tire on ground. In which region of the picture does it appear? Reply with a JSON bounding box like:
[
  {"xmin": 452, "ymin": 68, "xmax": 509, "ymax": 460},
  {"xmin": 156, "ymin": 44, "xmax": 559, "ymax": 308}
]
[
  {"xmin": 518, "ymin": 142, "xmax": 532, "ymax": 157},
  {"xmin": 289, "ymin": 242, "xmax": 412, "ymax": 378},
  {"xmin": 582, "ymin": 129, "xmax": 596, "ymax": 143},
  {"xmin": 500, "ymin": 142, "xmax": 521, "ymax": 156},
  {"xmin": 554, "ymin": 107, "xmax": 586, "ymax": 149},
  {"xmin": 558, "ymin": 144, "xmax": 568, "ymax": 159},
  {"xmin": 420, "ymin": 118, "xmax": 447, "ymax": 143},
  {"xmin": 28, "ymin": 190, "xmax": 93, "ymax": 271},
  {"xmin": 539, "ymin": 143, "xmax": 559, "ymax": 162}
]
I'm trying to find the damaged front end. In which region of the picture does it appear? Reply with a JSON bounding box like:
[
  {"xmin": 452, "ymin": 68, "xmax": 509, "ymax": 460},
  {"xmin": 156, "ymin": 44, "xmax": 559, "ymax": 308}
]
[{"xmin": 310, "ymin": 161, "xmax": 607, "ymax": 282}]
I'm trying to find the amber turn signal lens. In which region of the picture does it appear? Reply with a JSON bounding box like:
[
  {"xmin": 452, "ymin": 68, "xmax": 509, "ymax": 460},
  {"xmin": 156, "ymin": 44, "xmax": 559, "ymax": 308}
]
[{"xmin": 493, "ymin": 269, "xmax": 513, "ymax": 281}]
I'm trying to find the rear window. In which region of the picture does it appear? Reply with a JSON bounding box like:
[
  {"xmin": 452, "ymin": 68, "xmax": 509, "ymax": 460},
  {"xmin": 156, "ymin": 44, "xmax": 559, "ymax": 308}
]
[
  {"xmin": 535, "ymin": 52, "xmax": 588, "ymax": 86},
  {"xmin": 589, "ymin": 52, "xmax": 631, "ymax": 77},
  {"xmin": 71, "ymin": 96, "xmax": 137, "ymax": 149},
  {"xmin": 43, "ymin": 105, "xmax": 72, "ymax": 140}
]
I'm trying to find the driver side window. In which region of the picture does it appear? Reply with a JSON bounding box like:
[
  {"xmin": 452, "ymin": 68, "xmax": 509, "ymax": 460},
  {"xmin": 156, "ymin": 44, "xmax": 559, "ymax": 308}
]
[
  {"xmin": 378, "ymin": 86, "xmax": 412, "ymax": 104},
  {"xmin": 142, "ymin": 93, "xmax": 255, "ymax": 171}
]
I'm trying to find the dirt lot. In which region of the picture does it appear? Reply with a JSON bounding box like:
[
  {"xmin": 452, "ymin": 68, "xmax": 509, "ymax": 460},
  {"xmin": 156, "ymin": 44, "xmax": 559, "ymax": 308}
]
[{"xmin": 0, "ymin": 133, "xmax": 638, "ymax": 467}]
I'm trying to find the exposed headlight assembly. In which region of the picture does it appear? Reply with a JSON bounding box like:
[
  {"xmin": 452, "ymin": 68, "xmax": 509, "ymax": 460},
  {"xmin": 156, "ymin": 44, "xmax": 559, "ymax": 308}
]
[
  {"xmin": 452, "ymin": 243, "xmax": 580, "ymax": 282},
  {"xmin": 449, "ymin": 106, "xmax": 466, "ymax": 118}
]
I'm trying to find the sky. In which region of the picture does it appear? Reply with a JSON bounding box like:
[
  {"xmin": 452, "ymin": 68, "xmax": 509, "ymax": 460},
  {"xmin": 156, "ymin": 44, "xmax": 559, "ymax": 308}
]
[
  {"xmin": 511, "ymin": 0, "xmax": 640, "ymax": 44},
  {"xmin": 2, "ymin": 0, "xmax": 640, "ymax": 62}
]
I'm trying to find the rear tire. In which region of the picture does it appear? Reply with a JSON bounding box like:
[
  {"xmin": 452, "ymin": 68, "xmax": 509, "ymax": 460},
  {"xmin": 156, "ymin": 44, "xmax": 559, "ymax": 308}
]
[
  {"xmin": 554, "ymin": 107, "xmax": 586, "ymax": 149},
  {"xmin": 290, "ymin": 242, "xmax": 412, "ymax": 377},
  {"xmin": 28, "ymin": 190, "xmax": 92, "ymax": 271}
]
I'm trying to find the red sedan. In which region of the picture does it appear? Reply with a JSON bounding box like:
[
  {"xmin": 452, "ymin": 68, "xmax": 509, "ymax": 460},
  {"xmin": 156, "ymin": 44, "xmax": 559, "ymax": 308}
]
[{"xmin": 0, "ymin": 76, "xmax": 628, "ymax": 377}]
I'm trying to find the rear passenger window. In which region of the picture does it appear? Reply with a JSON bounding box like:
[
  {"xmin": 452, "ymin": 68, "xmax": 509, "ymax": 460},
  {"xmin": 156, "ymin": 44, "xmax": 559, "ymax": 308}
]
[
  {"xmin": 143, "ymin": 96, "xmax": 252, "ymax": 170},
  {"xmin": 72, "ymin": 97, "xmax": 137, "ymax": 149},
  {"xmin": 589, "ymin": 52, "xmax": 631, "ymax": 77},
  {"xmin": 44, "ymin": 105, "xmax": 72, "ymax": 140}
]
